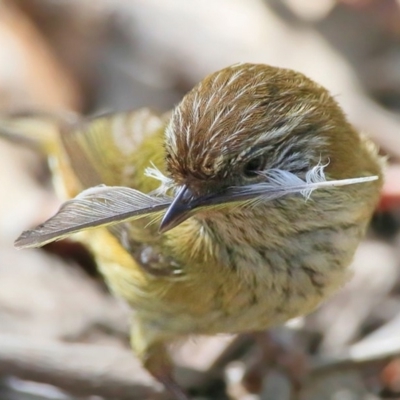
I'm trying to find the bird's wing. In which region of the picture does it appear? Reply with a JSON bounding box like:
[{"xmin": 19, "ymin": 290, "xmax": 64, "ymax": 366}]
[{"xmin": 60, "ymin": 109, "xmax": 171, "ymax": 191}]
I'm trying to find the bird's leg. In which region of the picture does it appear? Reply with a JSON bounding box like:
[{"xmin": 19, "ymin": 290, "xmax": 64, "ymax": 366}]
[
  {"xmin": 242, "ymin": 330, "xmax": 308, "ymax": 397},
  {"xmin": 144, "ymin": 344, "xmax": 190, "ymax": 400},
  {"xmin": 131, "ymin": 321, "xmax": 190, "ymax": 400}
]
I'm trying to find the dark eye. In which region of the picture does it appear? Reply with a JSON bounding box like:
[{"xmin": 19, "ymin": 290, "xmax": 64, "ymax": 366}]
[{"xmin": 242, "ymin": 156, "xmax": 266, "ymax": 177}]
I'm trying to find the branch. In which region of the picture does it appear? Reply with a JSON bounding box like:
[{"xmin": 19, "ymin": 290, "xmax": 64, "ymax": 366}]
[{"xmin": 0, "ymin": 334, "xmax": 164, "ymax": 399}]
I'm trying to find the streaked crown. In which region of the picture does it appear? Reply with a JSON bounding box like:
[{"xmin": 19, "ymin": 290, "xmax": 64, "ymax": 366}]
[{"xmin": 164, "ymin": 63, "xmax": 359, "ymax": 193}]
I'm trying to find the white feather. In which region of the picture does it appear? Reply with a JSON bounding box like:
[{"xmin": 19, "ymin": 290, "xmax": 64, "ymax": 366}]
[{"xmin": 15, "ymin": 162, "xmax": 378, "ymax": 249}]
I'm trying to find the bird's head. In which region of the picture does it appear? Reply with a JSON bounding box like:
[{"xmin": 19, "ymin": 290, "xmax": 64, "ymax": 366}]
[{"xmin": 159, "ymin": 63, "xmax": 381, "ymax": 232}]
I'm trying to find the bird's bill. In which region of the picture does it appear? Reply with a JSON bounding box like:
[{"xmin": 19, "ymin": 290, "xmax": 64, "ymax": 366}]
[
  {"xmin": 158, "ymin": 183, "xmax": 248, "ymax": 233},
  {"xmin": 159, "ymin": 185, "xmax": 196, "ymax": 232},
  {"xmin": 159, "ymin": 184, "xmax": 246, "ymax": 233}
]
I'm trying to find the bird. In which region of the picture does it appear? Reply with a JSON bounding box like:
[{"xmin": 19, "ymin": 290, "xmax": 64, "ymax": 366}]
[{"xmin": 11, "ymin": 63, "xmax": 383, "ymax": 399}]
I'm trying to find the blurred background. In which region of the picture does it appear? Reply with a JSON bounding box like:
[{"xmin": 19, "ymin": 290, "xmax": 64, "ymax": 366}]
[{"xmin": 1, "ymin": 0, "xmax": 400, "ymax": 399}]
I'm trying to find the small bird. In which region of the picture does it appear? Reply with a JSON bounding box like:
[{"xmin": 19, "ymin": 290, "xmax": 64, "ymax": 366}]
[{"xmin": 12, "ymin": 63, "xmax": 383, "ymax": 399}]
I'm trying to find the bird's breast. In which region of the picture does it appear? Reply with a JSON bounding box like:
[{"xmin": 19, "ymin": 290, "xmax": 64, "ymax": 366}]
[{"xmin": 82, "ymin": 214, "xmax": 363, "ymax": 336}]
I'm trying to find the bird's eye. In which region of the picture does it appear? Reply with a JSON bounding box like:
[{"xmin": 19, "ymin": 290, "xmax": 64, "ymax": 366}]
[{"xmin": 242, "ymin": 156, "xmax": 266, "ymax": 177}]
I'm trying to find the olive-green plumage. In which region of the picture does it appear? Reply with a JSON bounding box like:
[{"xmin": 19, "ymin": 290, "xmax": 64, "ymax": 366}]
[{"xmin": 5, "ymin": 63, "xmax": 383, "ymax": 399}]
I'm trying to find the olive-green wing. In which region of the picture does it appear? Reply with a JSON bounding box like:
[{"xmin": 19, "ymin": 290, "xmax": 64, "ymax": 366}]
[{"xmin": 61, "ymin": 109, "xmax": 171, "ymax": 192}]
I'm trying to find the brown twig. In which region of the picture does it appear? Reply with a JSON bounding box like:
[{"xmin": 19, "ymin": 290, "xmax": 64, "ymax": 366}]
[
  {"xmin": 0, "ymin": 334, "xmax": 164, "ymax": 399},
  {"xmin": 310, "ymin": 334, "xmax": 400, "ymax": 377}
]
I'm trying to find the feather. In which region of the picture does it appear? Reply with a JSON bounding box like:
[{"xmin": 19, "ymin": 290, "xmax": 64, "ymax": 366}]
[
  {"xmin": 14, "ymin": 165, "xmax": 378, "ymax": 249},
  {"xmin": 200, "ymin": 167, "xmax": 378, "ymax": 206},
  {"xmin": 264, "ymin": 166, "xmax": 377, "ymax": 200},
  {"xmin": 15, "ymin": 186, "xmax": 170, "ymax": 249}
]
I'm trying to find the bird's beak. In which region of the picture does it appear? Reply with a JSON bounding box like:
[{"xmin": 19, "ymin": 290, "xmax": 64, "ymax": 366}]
[
  {"xmin": 158, "ymin": 183, "xmax": 258, "ymax": 233},
  {"xmin": 159, "ymin": 185, "xmax": 197, "ymax": 233},
  {"xmin": 159, "ymin": 181, "xmax": 272, "ymax": 233}
]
